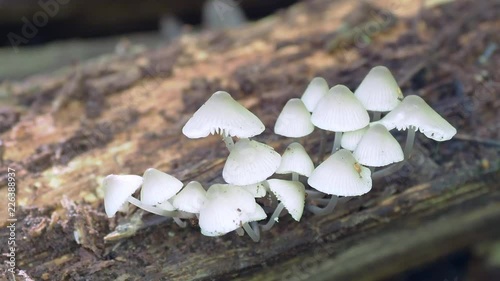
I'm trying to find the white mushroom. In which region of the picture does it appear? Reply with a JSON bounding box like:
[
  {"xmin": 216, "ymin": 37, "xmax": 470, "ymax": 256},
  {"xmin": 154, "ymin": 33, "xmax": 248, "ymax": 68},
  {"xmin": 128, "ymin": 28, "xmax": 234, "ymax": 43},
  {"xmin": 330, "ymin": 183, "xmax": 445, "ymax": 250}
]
[
  {"xmin": 199, "ymin": 184, "xmax": 265, "ymax": 241},
  {"xmin": 309, "ymin": 149, "xmax": 372, "ymax": 196},
  {"xmin": 376, "ymin": 95, "xmax": 457, "ymax": 142},
  {"xmin": 353, "ymin": 124, "xmax": 404, "ymax": 167},
  {"xmin": 301, "ymin": 77, "xmax": 329, "ymax": 112},
  {"xmin": 103, "ymin": 174, "xmax": 143, "ymax": 218},
  {"xmin": 223, "ymin": 139, "xmax": 281, "ymax": 186},
  {"xmin": 354, "ymin": 66, "xmax": 403, "ymax": 118},
  {"xmin": 372, "ymin": 95, "xmax": 457, "ymax": 179},
  {"xmin": 276, "ymin": 142, "xmax": 314, "ymax": 181},
  {"xmin": 172, "ymin": 181, "xmax": 207, "ymax": 214},
  {"xmin": 182, "ymin": 91, "xmax": 265, "ymax": 150},
  {"xmin": 311, "ymin": 85, "xmax": 370, "ymax": 153},
  {"xmin": 274, "ymin": 98, "xmax": 314, "ymax": 138},
  {"xmin": 140, "ymin": 168, "xmax": 183, "ymax": 206},
  {"xmin": 307, "ymin": 149, "xmax": 372, "ymax": 215},
  {"xmin": 261, "ymin": 179, "xmax": 306, "ymax": 231}
]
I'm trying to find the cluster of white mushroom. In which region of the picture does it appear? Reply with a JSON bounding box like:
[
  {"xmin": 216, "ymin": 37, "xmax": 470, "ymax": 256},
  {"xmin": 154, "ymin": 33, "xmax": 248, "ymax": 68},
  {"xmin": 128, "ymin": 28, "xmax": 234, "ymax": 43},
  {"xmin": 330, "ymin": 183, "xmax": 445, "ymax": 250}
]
[{"xmin": 102, "ymin": 66, "xmax": 457, "ymax": 242}]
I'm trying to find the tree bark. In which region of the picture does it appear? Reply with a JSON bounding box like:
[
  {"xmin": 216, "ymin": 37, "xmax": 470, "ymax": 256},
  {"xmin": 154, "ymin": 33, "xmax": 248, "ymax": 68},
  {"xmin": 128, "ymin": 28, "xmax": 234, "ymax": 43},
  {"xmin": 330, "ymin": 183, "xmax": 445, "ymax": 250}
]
[{"xmin": 0, "ymin": 0, "xmax": 499, "ymax": 280}]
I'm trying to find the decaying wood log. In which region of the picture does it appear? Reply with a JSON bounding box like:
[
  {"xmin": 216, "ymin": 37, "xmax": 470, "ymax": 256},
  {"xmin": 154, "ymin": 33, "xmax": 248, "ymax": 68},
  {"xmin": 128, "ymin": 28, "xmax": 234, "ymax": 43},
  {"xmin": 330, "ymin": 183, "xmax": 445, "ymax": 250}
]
[{"xmin": 0, "ymin": 0, "xmax": 499, "ymax": 280}]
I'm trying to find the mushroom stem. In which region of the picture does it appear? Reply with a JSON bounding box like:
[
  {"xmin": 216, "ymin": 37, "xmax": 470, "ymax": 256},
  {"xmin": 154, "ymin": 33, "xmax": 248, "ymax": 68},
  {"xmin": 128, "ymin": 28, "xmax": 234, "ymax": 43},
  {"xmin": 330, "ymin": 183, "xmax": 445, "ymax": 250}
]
[
  {"xmin": 242, "ymin": 222, "xmax": 260, "ymax": 242},
  {"xmin": 306, "ymin": 195, "xmax": 338, "ymax": 215},
  {"xmin": 317, "ymin": 130, "xmax": 326, "ymax": 165},
  {"xmin": 127, "ymin": 196, "xmax": 192, "ymax": 219},
  {"xmin": 222, "ymin": 135, "xmax": 235, "ymax": 151},
  {"xmin": 372, "ymin": 126, "xmax": 417, "ymax": 179},
  {"xmin": 173, "ymin": 217, "xmax": 187, "ymax": 228},
  {"xmin": 332, "ymin": 131, "xmax": 343, "ymax": 154},
  {"xmin": 260, "ymin": 202, "xmax": 285, "ymax": 231},
  {"xmin": 291, "ymin": 172, "xmax": 299, "ymax": 182},
  {"xmin": 404, "ymin": 126, "xmax": 417, "ymax": 158},
  {"xmin": 372, "ymin": 111, "xmax": 382, "ymax": 121}
]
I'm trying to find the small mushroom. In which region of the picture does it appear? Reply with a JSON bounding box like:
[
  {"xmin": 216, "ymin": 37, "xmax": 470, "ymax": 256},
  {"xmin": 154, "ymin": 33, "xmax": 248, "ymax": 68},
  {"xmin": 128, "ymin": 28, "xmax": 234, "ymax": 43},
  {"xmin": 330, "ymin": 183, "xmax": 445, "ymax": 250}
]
[
  {"xmin": 301, "ymin": 77, "xmax": 329, "ymax": 162},
  {"xmin": 311, "ymin": 85, "xmax": 370, "ymax": 154},
  {"xmin": 172, "ymin": 181, "xmax": 207, "ymax": 214},
  {"xmin": 307, "ymin": 149, "xmax": 372, "ymax": 215},
  {"xmin": 301, "ymin": 77, "xmax": 329, "ymax": 112},
  {"xmin": 261, "ymin": 179, "xmax": 305, "ymax": 231},
  {"xmin": 199, "ymin": 184, "xmax": 266, "ymax": 242},
  {"xmin": 376, "ymin": 95, "xmax": 457, "ymax": 143},
  {"xmin": 354, "ymin": 66, "xmax": 403, "ymax": 120},
  {"xmin": 275, "ymin": 142, "xmax": 314, "ymax": 181},
  {"xmin": 103, "ymin": 172, "xmax": 192, "ymax": 221},
  {"xmin": 182, "ymin": 91, "xmax": 265, "ymax": 150},
  {"xmin": 373, "ymin": 95, "xmax": 457, "ymax": 178},
  {"xmin": 353, "ymin": 124, "xmax": 404, "ymax": 167},
  {"xmin": 140, "ymin": 168, "xmax": 183, "ymax": 206},
  {"xmin": 103, "ymin": 174, "xmax": 143, "ymax": 218},
  {"xmin": 274, "ymin": 98, "xmax": 314, "ymax": 138},
  {"xmin": 223, "ymin": 138, "xmax": 281, "ymax": 186}
]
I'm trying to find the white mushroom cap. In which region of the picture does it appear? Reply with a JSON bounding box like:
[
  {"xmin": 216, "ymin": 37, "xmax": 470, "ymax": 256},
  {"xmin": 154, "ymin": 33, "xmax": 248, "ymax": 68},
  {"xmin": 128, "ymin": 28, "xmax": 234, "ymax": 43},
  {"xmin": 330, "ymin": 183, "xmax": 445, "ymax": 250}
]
[
  {"xmin": 274, "ymin": 98, "xmax": 314, "ymax": 138},
  {"xmin": 354, "ymin": 66, "xmax": 403, "ymax": 112},
  {"xmin": 276, "ymin": 142, "xmax": 314, "ymax": 177},
  {"xmin": 182, "ymin": 91, "xmax": 265, "ymax": 139},
  {"xmin": 267, "ymin": 179, "xmax": 306, "ymax": 221},
  {"xmin": 172, "ymin": 181, "xmax": 207, "ymax": 213},
  {"xmin": 241, "ymin": 203, "xmax": 267, "ymax": 223},
  {"xmin": 353, "ymin": 124, "xmax": 404, "ymax": 167},
  {"xmin": 103, "ymin": 174, "xmax": 143, "ymax": 218},
  {"xmin": 140, "ymin": 168, "xmax": 183, "ymax": 206},
  {"xmin": 199, "ymin": 184, "xmax": 263, "ymax": 236},
  {"xmin": 301, "ymin": 77, "xmax": 329, "ymax": 112},
  {"xmin": 308, "ymin": 149, "xmax": 372, "ymax": 196},
  {"xmin": 341, "ymin": 125, "xmax": 369, "ymax": 151},
  {"xmin": 376, "ymin": 95, "xmax": 457, "ymax": 141},
  {"xmin": 311, "ymin": 85, "xmax": 370, "ymax": 132},
  {"xmin": 223, "ymin": 139, "xmax": 281, "ymax": 185},
  {"xmin": 239, "ymin": 181, "xmax": 268, "ymax": 198},
  {"xmin": 157, "ymin": 200, "xmax": 176, "ymax": 211}
]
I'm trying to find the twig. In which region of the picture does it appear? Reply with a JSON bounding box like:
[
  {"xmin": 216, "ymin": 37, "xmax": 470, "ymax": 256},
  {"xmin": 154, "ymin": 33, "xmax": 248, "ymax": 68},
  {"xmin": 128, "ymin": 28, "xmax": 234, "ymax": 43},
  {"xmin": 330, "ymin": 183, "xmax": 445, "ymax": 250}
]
[{"xmin": 453, "ymin": 133, "xmax": 500, "ymax": 147}]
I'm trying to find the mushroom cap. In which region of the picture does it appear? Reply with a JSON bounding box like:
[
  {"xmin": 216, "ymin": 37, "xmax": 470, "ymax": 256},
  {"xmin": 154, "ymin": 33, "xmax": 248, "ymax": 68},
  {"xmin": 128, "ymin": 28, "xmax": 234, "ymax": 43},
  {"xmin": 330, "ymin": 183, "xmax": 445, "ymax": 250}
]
[
  {"xmin": 307, "ymin": 149, "xmax": 372, "ymax": 196},
  {"xmin": 240, "ymin": 203, "xmax": 267, "ymax": 223},
  {"xmin": 276, "ymin": 142, "xmax": 314, "ymax": 177},
  {"xmin": 376, "ymin": 95, "xmax": 457, "ymax": 141},
  {"xmin": 341, "ymin": 125, "xmax": 369, "ymax": 151},
  {"xmin": 172, "ymin": 181, "xmax": 207, "ymax": 213},
  {"xmin": 239, "ymin": 181, "xmax": 268, "ymax": 198},
  {"xmin": 274, "ymin": 98, "xmax": 314, "ymax": 138},
  {"xmin": 223, "ymin": 139, "xmax": 282, "ymax": 185},
  {"xmin": 301, "ymin": 77, "xmax": 329, "ymax": 112},
  {"xmin": 140, "ymin": 168, "xmax": 183, "ymax": 206},
  {"xmin": 267, "ymin": 179, "xmax": 306, "ymax": 221},
  {"xmin": 354, "ymin": 66, "xmax": 403, "ymax": 112},
  {"xmin": 353, "ymin": 124, "xmax": 404, "ymax": 167},
  {"xmin": 103, "ymin": 174, "xmax": 143, "ymax": 218},
  {"xmin": 157, "ymin": 200, "xmax": 176, "ymax": 211},
  {"xmin": 311, "ymin": 85, "xmax": 370, "ymax": 132},
  {"xmin": 182, "ymin": 91, "xmax": 265, "ymax": 139},
  {"xmin": 199, "ymin": 184, "xmax": 264, "ymax": 236}
]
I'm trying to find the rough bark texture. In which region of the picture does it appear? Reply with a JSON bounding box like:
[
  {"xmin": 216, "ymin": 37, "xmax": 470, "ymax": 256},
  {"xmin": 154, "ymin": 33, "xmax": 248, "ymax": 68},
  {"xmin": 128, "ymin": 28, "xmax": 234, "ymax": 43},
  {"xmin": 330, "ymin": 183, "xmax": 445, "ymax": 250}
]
[{"xmin": 0, "ymin": 0, "xmax": 499, "ymax": 280}]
